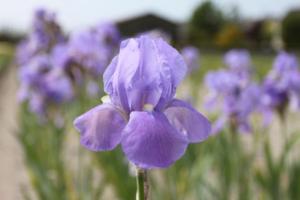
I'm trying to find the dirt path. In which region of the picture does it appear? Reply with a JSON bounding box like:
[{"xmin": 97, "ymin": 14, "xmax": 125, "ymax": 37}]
[{"xmin": 0, "ymin": 66, "xmax": 30, "ymax": 200}]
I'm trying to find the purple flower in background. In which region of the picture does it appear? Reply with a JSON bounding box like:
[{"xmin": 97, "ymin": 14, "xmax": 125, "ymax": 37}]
[
  {"xmin": 41, "ymin": 69, "xmax": 74, "ymax": 104},
  {"xmin": 67, "ymin": 23, "xmax": 120, "ymax": 77},
  {"xmin": 86, "ymin": 80, "xmax": 100, "ymax": 97},
  {"xmin": 273, "ymin": 51, "xmax": 298, "ymax": 72},
  {"xmin": 16, "ymin": 8, "xmax": 65, "ymax": 65},
  {"xmin": 74, "ymin": 35, "xmax": 211, "ymax": 169},
  {"xmin": 18, "ymin": 54, "xmax": 73, "ymax": 117},
  {"xmin": 181, "ymin": 46, "xmax": 200, "ymax": 72},
  {"xmin": 18, "ymin": 54, "xmax": 51, "ymax": 87},
  {"xmin": 32, "ymin": 9, "xmax": 65, "ymax": 44},
  {"xmin": 51, "ymin": 43, "xmax": 85, "ymax": 85},
  {"xmin": 51, "ymin": 43, "xmax": 70, "ymax": 69},
  {"xmin": 205, "ymin": 70, "xmax": 261, "ymax": 133},
  {"xmin": 96, "ymin": 22, "xmax": 121, "ymax": 47},
  {"xmin": 261, "ymin": 51, "xmax": 300, "ymax": 117},
  {"xmin": 224, "ymin": 49, "xmax": 252, "ymax": 79}
]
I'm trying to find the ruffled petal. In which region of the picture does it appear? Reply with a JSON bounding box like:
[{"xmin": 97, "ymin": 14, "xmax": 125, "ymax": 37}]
[
  {"xmin": 74, "ymin": 103, "xmax": 126, "ymax": 151},
  {"xmin": 164, "ymin": 99, "xmax": 211, "ymax": 143},
  {"xmin": 103, "ymin": 35, "xmax": 187, "ymax": 112},
  {"xmin": 121, "ymin": 111, "xmax": 188, "ymax": 169}
]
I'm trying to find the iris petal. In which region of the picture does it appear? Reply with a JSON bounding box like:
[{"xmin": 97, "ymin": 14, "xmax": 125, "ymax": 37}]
[
  {"xmin": 164, "ymin": 99, "xmax": 211, "ymax": 142},
  {"xmin": 103, "ymin": 35, "xmax": 187, "ymax": 112},
  {"xmin": 74, "ymin": 103, "xmax": 126, "ymax": 151},
  {"xmin": 121, "ymin": 111, "xmax": 188, "ymax": 169}
]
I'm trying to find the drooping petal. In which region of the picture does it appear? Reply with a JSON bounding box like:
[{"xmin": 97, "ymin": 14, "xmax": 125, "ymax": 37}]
[
  {"xmin": 74, "ymin": 103, "xmax": 126, "ymax": 151},
  {"xmin": 164, "ymin": 99, "xmax": 211, "ymax": 143},
  {"xmin": 121, "ymin": 111, "xmax": 188, "ymax": 168}
]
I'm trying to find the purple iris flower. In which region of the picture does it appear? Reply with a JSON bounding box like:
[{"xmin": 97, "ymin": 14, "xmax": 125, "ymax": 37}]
[
  {"xmin": 41, "ymin": 69, "xmax": 74, "ymax": 104},
  {"xmin": 51, "ymin": 43, "xmax": 70, "ymax": 69},
  {"xmin": 31, "ymin": 9, "xmax": 65, "ymax": 49},
  {"xmin": 16, "ymin": 8, "xmax": 65, "ymax": 65},
  {"xmin": 273, "ymin": 51, "xmax": 298, "ymax": 72},
  {"xmin": 181, "ymin": 46, "xmax": 200, "ymax": 72},
  {"xmin": 95, "ymin": 22, "xmax": 121, "ymax": 47},
  {"xmin": 74, "ymin": 35, "xmax": 211, "ymax": 169},
  {"xmin": 18, "ymin": 54, "xmax": 73, "ymax": 117},
  {"xmin": 19, "ymin": 54, "xmax": 51, "ymax": 87},
  {"xmin": 224, "ymin": 49, "xmax": 252, "ymax": 79},
  {"xmin": 67, "ymin": 23, "xmax": 120, "ymax": 77},
  {"xmin": 261, "ymin": 51, "xmax": 300, "ymax": 116},
  {"xmin": 205, "ymin": 70, "xmax": 261, "ymax": 133},
  {"xmin": 29, "ymin": 68, "xmax": 73, "ymax": 117}
]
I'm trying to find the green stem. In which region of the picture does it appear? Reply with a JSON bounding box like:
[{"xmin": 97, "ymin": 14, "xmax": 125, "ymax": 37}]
[
  {"xmin": 279, "ymin": 113, "xmax": 287, "ymax": 145},
  {"xmin": 136, "ymin": 168, "xmax": 148, "ymax": 200}
]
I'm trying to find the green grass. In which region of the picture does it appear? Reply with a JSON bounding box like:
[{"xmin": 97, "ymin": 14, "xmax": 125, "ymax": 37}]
[
  {"xmin": 0, "ymin": 55, "xmax": 11, "ymax": 73},
  {"xmin": 0, "ymin": 43, "xmax": 14, "ymax": 74}
]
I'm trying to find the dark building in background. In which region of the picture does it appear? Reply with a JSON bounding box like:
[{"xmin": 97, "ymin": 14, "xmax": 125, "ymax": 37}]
[
  {"xmin": 0, "ymin": 31, "xmax": 22, "ymax": 44},
  {"xmin": 116, "ymin": 13, "xmax": 180, "ymax": 42},
  {"xmin": 245, "ymin": 20, "xmax": 265, "ymax": 48}
]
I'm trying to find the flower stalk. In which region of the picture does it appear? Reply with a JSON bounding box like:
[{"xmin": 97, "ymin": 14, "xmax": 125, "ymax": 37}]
[{"xmin": 136, "ymin": 168, "xmax": 149, "ymax": 200}]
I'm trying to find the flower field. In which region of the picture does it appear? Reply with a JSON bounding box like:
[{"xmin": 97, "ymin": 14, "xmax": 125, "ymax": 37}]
[{"xmin": 1, "ymin": 5, "xmax": 300, "ymax": 200}]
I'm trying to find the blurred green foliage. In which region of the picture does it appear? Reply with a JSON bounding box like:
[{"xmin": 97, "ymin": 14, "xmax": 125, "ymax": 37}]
[
  {"xmin": 188, "ymin": 1, "xmax": 225, "ymax": 48},
  {"xmin": 0, "ymin": 43, "xmax": 14, "ymax": 73},
  {"xmin": 282, "ymin": 10, "xmax": 300, "ymax": 50},
  {"xmin": 187, "ymin": 1, "xmax": 282, "ymax": 50}
]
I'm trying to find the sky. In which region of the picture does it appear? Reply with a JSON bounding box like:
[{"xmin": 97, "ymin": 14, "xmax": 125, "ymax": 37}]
[{"xmin": 0, "ymin": 0, "xmax": 299, "ymax": 32}]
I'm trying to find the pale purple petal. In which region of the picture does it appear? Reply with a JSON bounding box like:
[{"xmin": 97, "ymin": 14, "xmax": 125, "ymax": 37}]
[
  {"xmin": 121, "ymin": 111, "xmax": 188, "ymax": 168},
  {"xmin": 212, "ymin": 116, "xmax": 227, "ymax": 134},
  {"xmin": 74, "ymin": 103, "xmax": 126, "ymax": 151},
  {"xmin": 164, "ymin": 99, "xmax": 211, "ymax": 142},
  {"xmin": 103, "ymin": 35, "xmax": 187, "ymax": 112}
]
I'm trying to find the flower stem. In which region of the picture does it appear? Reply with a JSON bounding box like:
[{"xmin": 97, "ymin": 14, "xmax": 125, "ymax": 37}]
[{"xmin": 136, "ymin": 168, "xmax": 149, "ymax": 200}]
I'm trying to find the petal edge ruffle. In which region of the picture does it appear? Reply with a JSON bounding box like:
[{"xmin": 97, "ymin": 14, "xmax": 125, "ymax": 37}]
[{"xmin": 74, "ymin": 103, "xmax": 126, "ymax": 151}]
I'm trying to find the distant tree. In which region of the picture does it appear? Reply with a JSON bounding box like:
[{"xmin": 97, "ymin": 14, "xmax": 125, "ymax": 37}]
[
  {"xmin": 282, "ymin": 10, "xmax": 300, "ymax": 49},
  {"xmin": 215, "ymin": 24, "xmax": 246, "ymax": 49},
  {"xmin": 188, "ymin": 1, "xmax": 225, "ymax": 47}
]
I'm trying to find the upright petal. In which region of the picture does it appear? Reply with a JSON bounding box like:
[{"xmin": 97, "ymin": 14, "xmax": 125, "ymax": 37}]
[
  {"xmin": 74, "ymin": 103, "xmax": 126, "ymax": 151},
  {"xmin": 121, "ymin": 111, "xmax": 188, "ymax": 169},
  {"xmin": 164, "ymin": 99, "xmax": 211, "ymax": 143},
  {"xmin": 103, "ymin": 35, "xmax": 187, "ymax": 112}
]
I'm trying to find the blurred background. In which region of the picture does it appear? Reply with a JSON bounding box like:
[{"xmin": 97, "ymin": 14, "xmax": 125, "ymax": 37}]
[{"xmin": 1, "ymin": 0, "xmax": 300, "ymax": 199}]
